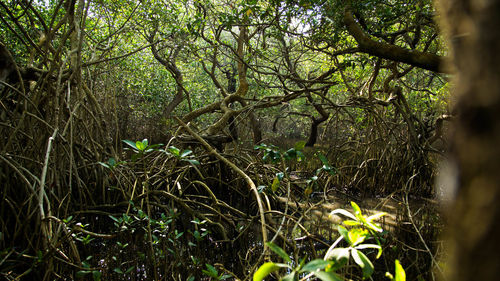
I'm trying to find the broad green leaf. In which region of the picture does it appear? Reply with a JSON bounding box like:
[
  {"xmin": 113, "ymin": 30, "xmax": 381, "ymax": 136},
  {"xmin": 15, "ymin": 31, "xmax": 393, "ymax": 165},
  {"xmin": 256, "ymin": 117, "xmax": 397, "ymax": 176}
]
[
  {"xmin": 125, "ymin": 266, "xmax": 134, "ymax": 274},
  {"xmin": 343, "ymin": 219, "xmax": 361, "ymax": 226},
  {"xmin": 92, "ymin": 270, "xmax": 102, "ymax": 281},
  {"xmin": 367, "ymin": 212, "xmax": 387, "ymax": 222},
  {"xmin": 122, "ymin": 140, "xmax": 138, "ymax": 150},
  {"xmin": 76, "ymin": 270, "xmax": 90, "ymax": 278},
  {"xmin": 337, "ymin": 225, "xmax": 351, "ymax": 244},
  {"xmin": 108, "ymin": 157, "xmax": 116, "ymax": 166},
  {"xmin": 284, "ymin": 148, "xmax": 297, "ymax": 159},
  {"xmin": 294, "ymin": 140, "xmax": 306, "ymax": 151},
  {"xmin": 313, "ymin": 271, "xmax": 343, "ymax": 281},
  {"xmin": 300, "ymin": 259, "xmax": 331, "ymax": 273},
  {"xmin": 180, "ymin": 150, "xmax": 193, "ymax": 157},
  {"xmin": 202, "ymin": 270, "xmax": 218, "ymax": 278},
  {"xmin": 355, "ymin": 244, "xmax": 381, "ymax": 250},
  {"xmin": 322, "ymin": 165, "xmax": 337, "ymax": 175},
  {"xmin": 348, "ymin": 228, "xmax": 368, "ymax": 246},
  {"xmin": 135, "ymin": 140, "xmax": 147, "ymax": 151},
  {"xmin": 266, "ymin": 242, "xmax": 292, "ymax": 263},
  {"xmin": 113, "ymin": 267, "xmax": 123, "ymax": 274},
  {"xmin": 324, "ymin": 247, "xmax": 350, "ymax": 263},
  {"xmin": 329, "ymin": 209, "xmax": 357, "ymax": 220},
  {"xmin": 184, "ymin": 159, "xmax": 200, "ymax": 166},
  {"xmin": 317, "ymin": 153, "xmax": 329, "ymax": 165},
  {"xmin": 206, "ymin": 264, "xmax": 218, "ymax": 275},
  {"xmin": 394, "ymin": 260, "xmax": 406, "ymax": 281},
  {"xmin": 271, "ymin": 177, "xmax": 280, "ymax": 192},
  {"xmin": 366, "ymin": 219, "xmax": 384, "ymax": 232},
  {"xmin": 350, "ymin": 201, "xmax": 362, "ymax": 217},
  {"xmin": 202, "ymin": 264, "xmax": 218, "ymax": 278},
  {"xmin": 351, "ymin": 249, "xmax": 374, "ymax": 279},
  {"xmin": 357, "ymin": 243, "xmax": 383, "ymax": 259},
  {"xmin": 168, "ymin": 146, "xmax": 180, "ymax": 156},
  {"xmin": 98, "ymin": 162, "xmax": 110, "ymax": 168},
  {"xmin": 253, "ymin": 262, "xmax": 280, "ymax": 281}
]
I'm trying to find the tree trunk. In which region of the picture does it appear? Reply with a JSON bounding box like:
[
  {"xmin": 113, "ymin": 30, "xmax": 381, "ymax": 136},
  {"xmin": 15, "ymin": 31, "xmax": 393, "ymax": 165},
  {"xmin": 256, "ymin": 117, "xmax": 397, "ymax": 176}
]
[
  {"xmin": 305, "ymin": 94, "xmax": 329, "ymax": 147},
  {"xmin": 440, "ymin": 1, "xmax": 500, "ymax": 280}
]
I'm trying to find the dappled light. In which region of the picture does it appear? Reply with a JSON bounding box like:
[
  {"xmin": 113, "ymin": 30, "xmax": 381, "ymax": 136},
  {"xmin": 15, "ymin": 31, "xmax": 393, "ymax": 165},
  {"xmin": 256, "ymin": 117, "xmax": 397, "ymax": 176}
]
[{"xmin": 0, "ymin": 0, "xmax": 496, "ymax": 280}]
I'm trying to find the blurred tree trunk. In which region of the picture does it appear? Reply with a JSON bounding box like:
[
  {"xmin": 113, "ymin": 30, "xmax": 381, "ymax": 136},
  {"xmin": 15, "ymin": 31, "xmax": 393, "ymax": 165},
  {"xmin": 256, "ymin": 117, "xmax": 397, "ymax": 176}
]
[{"xmin": 440, "ymin": 0, "xmax": 500, "ymax": 280}]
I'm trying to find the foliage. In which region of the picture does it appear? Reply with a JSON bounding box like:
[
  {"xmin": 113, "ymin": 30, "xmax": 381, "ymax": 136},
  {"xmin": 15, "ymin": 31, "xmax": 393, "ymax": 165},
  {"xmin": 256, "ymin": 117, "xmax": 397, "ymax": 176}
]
[
  {"xmin": 253, "ymin": 201, "xmax": 405, "ymax": 281},
  {"xmin": 0, "ymin": 0, "xmax": 446, "ymax": 279}
]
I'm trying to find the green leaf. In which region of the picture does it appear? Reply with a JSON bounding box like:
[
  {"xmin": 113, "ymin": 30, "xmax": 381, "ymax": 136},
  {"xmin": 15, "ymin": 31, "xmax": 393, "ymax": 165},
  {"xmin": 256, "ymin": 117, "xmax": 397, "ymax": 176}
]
[
  {"xmin": 355, "ymin": 244, "xmax": 381, "ymax": 250},
  {"xmin": 180, "ymin": 150, "xmax": 193, "ymax": 157},
  {"xmin": 122, "ymin": 140, "xmax": 138, "ymax": 150},
  {"xmin": 135, "ymin": 140, "xmax": 147, "ymax": 151},
  {"xmin": 324, "ymin": 247, "xmax": 349, "ymax": 266},
  {"xmin": 350, "ymin": 201, "xmax": 362, "ymax": 217},
  {"xmin": 294, "ymin": 141, "xmax": 306, "ymax": 151},
  {"xmin": 394, "ymin": 260, "xmax": 406, "ymax": 281},
  {"xmin": 367, "ymin": 212, "xmax": 387, "ymax": 222},
  {"xmin": 317, "ymin": 153, "xmax": 329, "ymax": 165},
  {"xmin": 365, "ymin": 220, "xmax": 384, "ymax": 233},
  {"xmin": 184, "ymin": 159, "xmax": 200, "ymax": 165},
  {"xmin": 347, "ymin": 228, "xmax": 368, "ymax": 246},
  {"xmin": 168, "ymin": 146, "xmax": 180, "ymax": 156},
  {"xmin": 337, "ymin": 225, "xmax": 350, "ymax": 244},
  {"xmin": 284, "ymin": 148, "xmax": 297, "ymax": 159},
  {"xmin": 76, "ymin": 270, "xmax": 90, "ymax": 278},
  {"xmin": 300, "ymin": 259, "xmax": 331, "ymax": 273},
  {"xmin": 266, "ymin": 242, "xmax": 292, "ymax": 263},
  {"xmin": 343, "ymin": 219, "xmax": 360, "ymax": 226},
  {"xmin": 92, "ymin": 270, "xmax": 102, "ymax": 281},
  {"xmin": 253, "ymin": 262, "xmax": 280, "ymax": 281},
  {"xmin": 202, "ymin": 264, "xmax": 219, "ymax": 278},
  {"xmin": 125, "ymin": 266, "xmax": 134, "ymax": 274},
  {"xmin": 271, "ymin": 177, "xmax": 280, "ymax": 192},
  {"xmin": 313, "ymin": 271, "xmax": 343, "ymax": 281},
  {"xmin": 351, "ymin": 249, "xmax": 374, "ymax": 279},
  {"xmin": 98, "ymin": 162, "xmax": 110, "ymax": 169},
  {"xmin": 108, "ymin": 157, "xmax": 116, "ymax": 166},
  {"xmin": 330, "ymin": 209, "xmax": 357, "ymax": 220}
]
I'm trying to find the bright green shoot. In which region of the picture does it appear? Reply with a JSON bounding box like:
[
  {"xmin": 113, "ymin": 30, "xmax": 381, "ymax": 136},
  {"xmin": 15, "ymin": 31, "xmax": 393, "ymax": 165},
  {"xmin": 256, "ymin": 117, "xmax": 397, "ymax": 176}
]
[
  {"xmin": 386, "ymin": 260, "xmax": 406, "ymax": 281},
  {"xmin": 254, "ymin": 202, "xmax": 390, "ymax": 281},
  {"xmin": 166, "ymin": 146, "xmax": 200, "ymax": 165}
]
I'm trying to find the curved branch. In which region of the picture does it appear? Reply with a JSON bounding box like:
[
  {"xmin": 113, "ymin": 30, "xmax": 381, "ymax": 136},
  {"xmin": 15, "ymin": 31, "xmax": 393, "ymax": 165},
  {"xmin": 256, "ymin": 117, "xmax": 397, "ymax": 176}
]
[{"xmin": 343, "ymin": 9, "xmax": 447, "ymax": 73}]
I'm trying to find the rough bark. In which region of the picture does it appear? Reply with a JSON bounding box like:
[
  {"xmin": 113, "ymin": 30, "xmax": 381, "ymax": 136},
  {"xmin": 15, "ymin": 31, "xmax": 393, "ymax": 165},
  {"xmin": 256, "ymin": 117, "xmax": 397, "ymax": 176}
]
[{"xmin": 439, "ymin": 0, "xmax": 500, "ymax": 280}]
